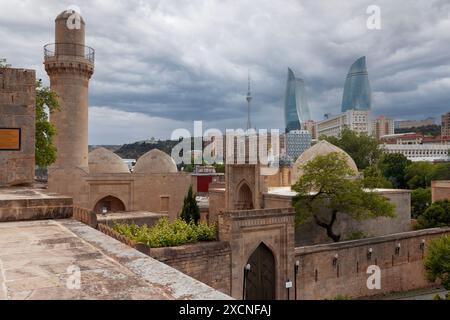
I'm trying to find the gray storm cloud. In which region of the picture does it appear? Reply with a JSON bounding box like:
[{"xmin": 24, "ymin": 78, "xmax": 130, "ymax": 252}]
[{"xmin": 1, "ymin": 0, "xmax": 449, "ymax": 144}]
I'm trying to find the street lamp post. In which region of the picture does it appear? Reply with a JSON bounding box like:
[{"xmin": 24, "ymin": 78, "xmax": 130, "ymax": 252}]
[
  {"xmin": 294, "ymin": 260, "xmax": 300, "ymax": 300},
  {"xmin": 243, "ymin": 263, "xmax": 251, "ymax": 300}
]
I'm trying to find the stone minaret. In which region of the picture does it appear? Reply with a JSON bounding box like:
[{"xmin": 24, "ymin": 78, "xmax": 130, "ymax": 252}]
[
  {"xmin": 44, "ymin": 10, "xmax": 94, "ymax": 203},
  {"xmin": 44, "ymin": 10, "xmax": 94, "ymax": 172}
]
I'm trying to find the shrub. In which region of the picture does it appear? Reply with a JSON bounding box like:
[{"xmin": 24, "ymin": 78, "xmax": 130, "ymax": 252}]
[
  {"xmin": 345, "ymin": 231, "xmax": 366, "ymax": 241},
  {"xmin": 113, "ymin": 218, "xmax": 216, "ymax": 248},
  {"xmin": 433, "ymin": 293, "xmax": 450, "ymax": 300},
  {"xmin": 195, "ymin": 221, "xmax": 217, "ymax": 241},
  {"xmin": 424, "ymin": 235, "xmax": 450, "ymax": 290},
  {"xmin": 416, "ymin": 200, "xmax": 450, "ymax": 229}
]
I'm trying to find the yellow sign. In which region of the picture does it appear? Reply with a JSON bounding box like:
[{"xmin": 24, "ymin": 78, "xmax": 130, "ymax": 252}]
[{"xmin": 0, "ymin": 128, "xmax": 21, "ymax": 150}]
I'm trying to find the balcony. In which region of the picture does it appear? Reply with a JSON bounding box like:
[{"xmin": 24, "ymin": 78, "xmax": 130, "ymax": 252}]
[{"xmin": 44, "ymin": 43, "xmax": 95, "ymax": 63}]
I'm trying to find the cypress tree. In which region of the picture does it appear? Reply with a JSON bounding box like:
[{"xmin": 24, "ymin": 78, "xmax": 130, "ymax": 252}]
[{"xmin": 180, "ymin": 185, "xmax": 200, "ymax": 224}]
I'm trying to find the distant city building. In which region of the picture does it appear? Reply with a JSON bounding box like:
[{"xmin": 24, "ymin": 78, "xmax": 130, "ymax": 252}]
[
  {"xmin": 380, "ymin": 133, "xmax": 426, "ymax": 145},
  {"xmin": 394, "ymin": 117, "xmax": 436, "ymax": 129},
  {"xmin": 284, "ymin": 68, "xmax": 311, "ymax": 132},
  {"xmin": 316, "ymin": 110, "xmax": 371, "ymax": 138},
  {"xmin": 442, "ymin": 111, "xmax": 450, "ymax": 138},
  {"xmin": 371, "ymin": 115, "xmax": 394, "ymax": 140},
  {"xmin": 302, "ymin": 120, "xmax": 318, "ymax": 140},
  {"xmin": 381, "ymin": 133, "xmax": 450, "ymax": 145},
  {"xmin": 381, "ymin": 143, "xmax": 450, "ymax": 162},
  {"xmin": 341, "ymin": 56, "xmax": 372, "ymax": 113},
  {"xmin": 285, "ymin": 130, "xmax": 312, "ymax": 162}
]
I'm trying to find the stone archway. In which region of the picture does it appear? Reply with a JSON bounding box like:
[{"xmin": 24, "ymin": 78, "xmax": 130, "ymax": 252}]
[
  {"xmin": 93, "ymin": 195, "xmax": 126, "ymax": 214},
  {"xmin": 236, "ymin": 182, "xmax": 254, "ymax": 210},
  {"xmin": 245, "ymin": 242, "xmax": 276, "ymax": 300}
]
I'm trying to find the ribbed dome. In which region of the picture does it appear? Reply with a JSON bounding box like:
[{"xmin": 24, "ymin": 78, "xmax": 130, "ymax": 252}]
[
  {"xmin": 291, "ymin": 140, "xmax": 358, "ymax": 184},
  {"xmin": 88, "ymin": 148, "xmax": 130, "ymax": 174},
  {"xmin": 133, "ymin": 149, "xmax": 178, "ymax": 174}
]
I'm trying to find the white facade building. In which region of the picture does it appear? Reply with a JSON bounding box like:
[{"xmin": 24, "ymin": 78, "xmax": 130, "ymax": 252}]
[
  {"xmin": 316, "ymin": 110, "xmax": 371, "ymax": 138},
  {"xmin": 381, "ymin": 144, "xmax": 450, "ymax": 162}
]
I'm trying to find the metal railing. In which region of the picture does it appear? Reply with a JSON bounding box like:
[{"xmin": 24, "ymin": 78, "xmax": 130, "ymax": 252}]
[{"xmin": 44, "ymin": 43, "xmax": 95, "ymax": 63}]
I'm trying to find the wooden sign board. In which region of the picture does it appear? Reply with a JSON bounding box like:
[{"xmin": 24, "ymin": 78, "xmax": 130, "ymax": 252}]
[{"xmin": 0, "ymin": 128, "xmax": 21, "ymax": 151}]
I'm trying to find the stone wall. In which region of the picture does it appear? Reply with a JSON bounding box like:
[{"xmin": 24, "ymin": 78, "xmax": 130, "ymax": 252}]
[
  {"xmin": 51, "ymin": 171, "xmax": 193, "ymax": 220},
  {"xmin": 0, "ymin": 68, "xmax": 36, "ymax": 186},
  {"xmin": 143, "ymin": 242, "xmax": 231, "ymax": 295},
  {"xmin": 431, "ymin": 180, "xmax": 450, "ymax": 202},
  {"xmin": 294, "ymin": 228, "xmax": 450, "ymax": 300},
  {"xmin": 208, "ymin": 187, "xmax": 225, "ymax": 224}
]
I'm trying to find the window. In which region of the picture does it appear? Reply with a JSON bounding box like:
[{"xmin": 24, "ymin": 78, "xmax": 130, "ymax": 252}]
[{"xmin": 160, "ymin": 196, "xmax": 169, "ymax": 212}]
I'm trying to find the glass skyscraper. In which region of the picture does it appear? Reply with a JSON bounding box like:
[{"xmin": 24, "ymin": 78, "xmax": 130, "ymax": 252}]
[
  {"xmin": 284, "ymin": 68, "xmax": 311, "ymax": 133},
  {"xmin": 341, "ymin": 56, "xmax": 372, "ymax": 113}
]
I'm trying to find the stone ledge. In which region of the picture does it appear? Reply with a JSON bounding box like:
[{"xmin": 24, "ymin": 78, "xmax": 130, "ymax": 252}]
[
  {"xmin": 0, "ymin": 187, "xmax": 74, "ymax": 222},
  {"xmin": 63, "ymin": 219, "xmax": 232, "ymax": 300}
]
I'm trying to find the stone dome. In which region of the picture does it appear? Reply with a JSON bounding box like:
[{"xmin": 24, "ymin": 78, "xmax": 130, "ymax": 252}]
[
  {"xmin": 88, "ymin": 148, "xmax": 130, "ymax": 174},
  {"xmin": 133, "ymin": 149, "xmax": 178, "ymax": 174},
  {"xmin": 291, "ymin": 140, "xmax": 358, "ymax": 184}
]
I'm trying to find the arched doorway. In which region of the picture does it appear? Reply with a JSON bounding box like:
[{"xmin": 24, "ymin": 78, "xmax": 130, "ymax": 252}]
[
  {"xmin": 93, "ymin": 196, "xmax": 126, "ymax": 214},
  {"xmin": 244, "ymin": 243, "xmax": 276, "ymax": 300},
  {"xmin": 236, "ymin": 182, "xmax": 254, "ymax": 210}
]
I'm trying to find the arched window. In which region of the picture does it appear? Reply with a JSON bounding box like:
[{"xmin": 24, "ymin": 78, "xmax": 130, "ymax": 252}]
[
  {"xmin": 93, "ymin": 196, "xmax": 126, "ymax": 214},
  {"xmin": 236, "ymin": 182, "xmax": 254, "ymax": 210}
]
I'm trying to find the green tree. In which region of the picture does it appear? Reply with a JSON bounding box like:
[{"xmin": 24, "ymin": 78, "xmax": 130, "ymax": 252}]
[
  {"xmin": 362, "ymin": 165, "xmax": 393, "ymax": 189},
  {"xmin": 378, "ymin": 153, "xmax": 411, "ymax": 189},
  {"xmin": 411, "ymin": 187, "xmax": 432, "ymax": 218},
  {"xmin": 180, "ymin": 185, "xmax": 200, "ymax": 224},
  {"xmin": 432, "ymin": 162, "xmax": 450, "ymax": 181},
  {"xmin": 292, "ymin": 152, "xmax": 396, "ymax": 242},
  {"xmin": 320, "ymin": 127, "xmax": 382, "ymax": 170},
  {"xmin": 35, "ymin": 80, "xmax": 60, "ymax": 167},
  {"xmin": 424, "ymin": 235, "xmax": 450, "ymax": 290},
  {"xmin": 416, "ymin": 200, "xmax": 450, "ymax": 229},
  {"xmin": 405, "ymin": 161, "xmax": 434, "ymax": 189}
]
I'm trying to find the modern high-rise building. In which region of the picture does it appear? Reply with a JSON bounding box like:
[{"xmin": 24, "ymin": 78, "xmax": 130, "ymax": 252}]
[
  {"xmin": 371, "ymin": 115, "xmax": 394, "ymax": 140},
  {"xmin": 285, "ymin": 130, "xmax": 312, "ymax": 162},
  {"xmin": 284, "ymin": 68, "xmax": 311, "ymax": 133},
  {"xmin": 341, "ymin": 56, "xmax": 372, "ymax": 113},
  {"xmin": 302, "ymin": 120, "xmax": 318, "ymax": 140},
  {"xmin": 441, "ymin": 111, "xmax": 450, "ymax": 138}
]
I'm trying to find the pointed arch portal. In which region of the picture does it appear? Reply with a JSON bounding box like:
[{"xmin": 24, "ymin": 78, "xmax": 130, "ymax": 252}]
[{"xmin": 245, "ymin": 243, "xmax": 276, "ymax": 300}]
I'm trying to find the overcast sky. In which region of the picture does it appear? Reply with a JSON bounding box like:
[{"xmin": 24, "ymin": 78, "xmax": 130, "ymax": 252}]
[{"xmin": 1, "ymin": 0, "xmax": 450, "ymax": 144}]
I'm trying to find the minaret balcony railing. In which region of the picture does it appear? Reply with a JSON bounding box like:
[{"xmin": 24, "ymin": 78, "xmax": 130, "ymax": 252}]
[{"xmin": 44, "ymin": 43, "xmax": 95, "ymax": 63}]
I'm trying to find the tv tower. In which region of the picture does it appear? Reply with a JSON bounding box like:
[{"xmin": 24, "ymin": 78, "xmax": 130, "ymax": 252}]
[{"xmin": 246, "ymin": 71, "xmax": 253, "ymax": 130}]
